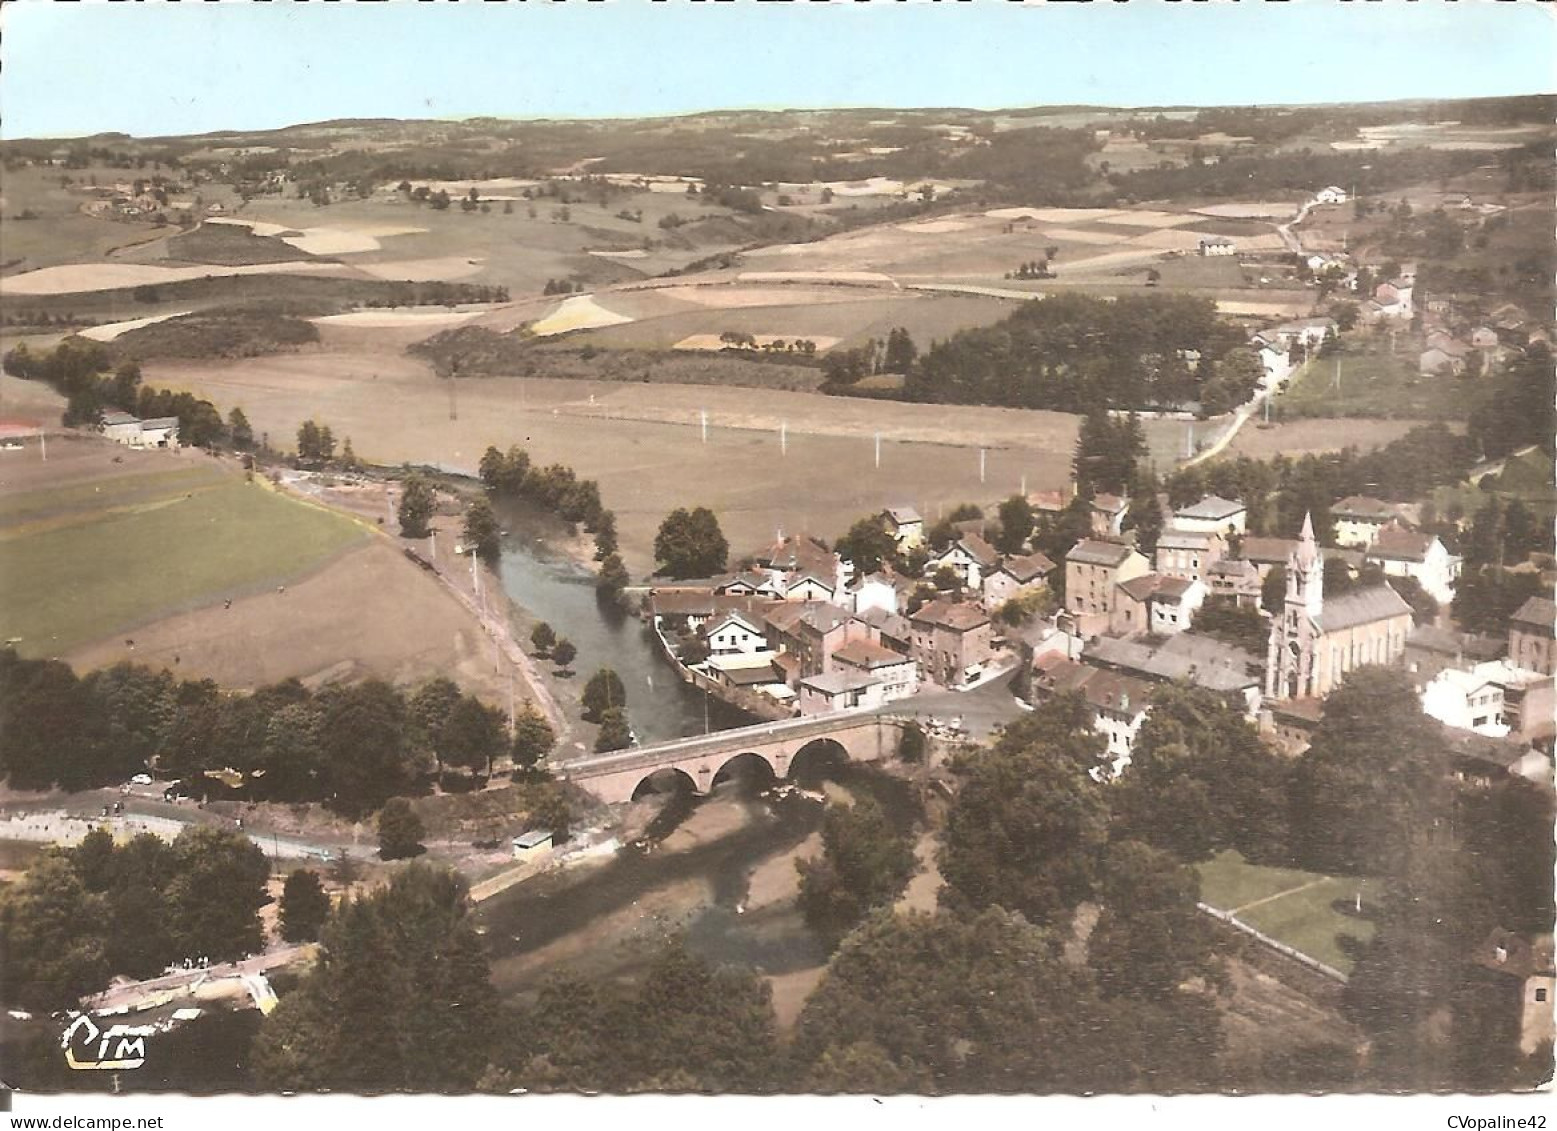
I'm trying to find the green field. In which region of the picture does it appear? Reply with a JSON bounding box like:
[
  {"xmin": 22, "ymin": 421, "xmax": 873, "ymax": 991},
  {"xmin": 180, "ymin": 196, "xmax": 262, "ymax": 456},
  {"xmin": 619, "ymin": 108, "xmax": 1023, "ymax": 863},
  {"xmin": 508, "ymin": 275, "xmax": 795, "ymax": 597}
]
[
  {"xmin": 1277, "ymin": 340, "xmax": 1466, "ymax": 421},
  {"xmin": 1197, "ymin": 850, "xmax": 1378, "ymax": 975},
  {"xmin": 0, "ymin": 473, "xmax": 368, "ymax": 656}
]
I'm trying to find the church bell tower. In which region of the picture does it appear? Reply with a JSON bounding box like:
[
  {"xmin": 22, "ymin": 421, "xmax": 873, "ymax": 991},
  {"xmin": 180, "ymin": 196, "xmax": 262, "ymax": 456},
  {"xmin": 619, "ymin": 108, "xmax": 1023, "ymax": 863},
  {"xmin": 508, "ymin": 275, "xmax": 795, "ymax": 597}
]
[{"xmin": 1265, "ymin": 513, "xmax": 1324, "ymax": 700}]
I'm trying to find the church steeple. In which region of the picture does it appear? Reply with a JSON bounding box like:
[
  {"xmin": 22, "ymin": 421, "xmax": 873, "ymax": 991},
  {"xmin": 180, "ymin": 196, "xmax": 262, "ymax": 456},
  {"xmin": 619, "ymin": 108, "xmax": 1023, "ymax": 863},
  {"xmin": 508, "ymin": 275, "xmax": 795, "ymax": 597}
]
[
  {"xmin": 1268, "ymin": 511, "xmax": 1324, "ymax": 700},
  {"xmin": 1286, "ymin": 511, "xmax": 1324, "ymax": 617}
]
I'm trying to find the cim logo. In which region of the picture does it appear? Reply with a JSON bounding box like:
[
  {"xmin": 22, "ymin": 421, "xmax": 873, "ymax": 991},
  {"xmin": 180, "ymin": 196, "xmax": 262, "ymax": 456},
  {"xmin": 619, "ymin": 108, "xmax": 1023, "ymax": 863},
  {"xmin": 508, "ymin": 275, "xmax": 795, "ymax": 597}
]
[{"xmin": 60, "ymin": 1013, "xmax": 154, "ymax": 1071}]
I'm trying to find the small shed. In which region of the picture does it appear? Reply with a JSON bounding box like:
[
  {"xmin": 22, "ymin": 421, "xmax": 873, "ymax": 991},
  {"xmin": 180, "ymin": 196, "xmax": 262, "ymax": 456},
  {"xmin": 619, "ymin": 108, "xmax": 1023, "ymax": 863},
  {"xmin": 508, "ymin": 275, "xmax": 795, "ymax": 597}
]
[{"xmin": 511, "ymin": 829, "xmax": 554, "ymax": 860}]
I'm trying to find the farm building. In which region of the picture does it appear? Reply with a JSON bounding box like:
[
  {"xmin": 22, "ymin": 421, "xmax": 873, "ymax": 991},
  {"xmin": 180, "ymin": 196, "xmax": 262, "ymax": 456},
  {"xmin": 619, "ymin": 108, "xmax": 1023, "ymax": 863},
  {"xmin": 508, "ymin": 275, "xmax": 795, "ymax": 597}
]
[
  {"xmin": 100, "ymin": 413, "xmax": 180, "ymax": 450},
  {"xmin": 1199, "ymin": 236, "xmax": 1236, "ymax": 257}
]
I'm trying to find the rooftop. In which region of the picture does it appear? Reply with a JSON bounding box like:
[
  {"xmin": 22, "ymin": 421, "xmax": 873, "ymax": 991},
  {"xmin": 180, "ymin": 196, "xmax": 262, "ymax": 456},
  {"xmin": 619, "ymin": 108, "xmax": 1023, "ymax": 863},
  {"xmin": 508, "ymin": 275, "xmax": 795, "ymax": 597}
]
[
  {"xmin": 1175, "ymin": 495, "xmax": 1245, "ymax": 521},
  {"xmin": 1511, "ymin": 596, "xmax": 1555, "ymax": 630},
  {"xmin": 799, "ymin": 670, "xmax": 882, "ymax": 696},
  {"xmin": 1367, "ymin": 528, "xmax": 1438, "ymax": 563},
  {"xmin": 911, "ymin": 598, "xmax": 990, "ymax": 632},
  {"xmin": 1239, "ymin": 537, "xmax": 1300, "ymax": 565},
  {"xmin": 1313, "ymin": 585, "xmax": 1412, "ymax": 634},
  {"xmin": 1085, "ymin": 632, "xmax": 1260, "ymax": 693},
  {"xmin": 1000, "ymin": 551, "xmax": 1056, "ymax": 583},
  {"xmin": 833, "ymin": 639, "xmax": 912, "ymax": 669},
  {"xmin": 882, "ymin": 506, "xmax": 922, "ymax": 526},
  {"xmin": 1068, "ymin": 539, "xmax": 1136, "ymax": 567}
]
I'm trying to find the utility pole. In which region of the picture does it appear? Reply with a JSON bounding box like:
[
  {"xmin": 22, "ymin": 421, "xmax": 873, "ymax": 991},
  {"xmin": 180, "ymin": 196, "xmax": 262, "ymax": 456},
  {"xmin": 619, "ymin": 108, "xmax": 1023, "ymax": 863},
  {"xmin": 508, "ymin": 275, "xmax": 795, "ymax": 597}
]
[
  {"xmin": 874, "ymin": 432, "xmax": 881, "ymax": 469},
  {"xmin": 780, "ymin": 420, "xmax": 787, "ymax": 456},
  {"xmin": 979, "ymin": 448, "xmax": 986, "ymax": 484},
  {"xmin": 700, "ymin": 409, "xmax": 708, "ymax": 443}
]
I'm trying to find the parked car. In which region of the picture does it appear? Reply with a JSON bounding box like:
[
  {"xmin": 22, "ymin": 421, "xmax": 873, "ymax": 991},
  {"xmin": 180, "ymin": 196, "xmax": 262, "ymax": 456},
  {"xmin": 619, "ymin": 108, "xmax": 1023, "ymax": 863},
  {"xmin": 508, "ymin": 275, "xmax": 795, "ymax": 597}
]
[{"xmin": 130, "ymin": 774, "xmax": 153, "ymax": 786}]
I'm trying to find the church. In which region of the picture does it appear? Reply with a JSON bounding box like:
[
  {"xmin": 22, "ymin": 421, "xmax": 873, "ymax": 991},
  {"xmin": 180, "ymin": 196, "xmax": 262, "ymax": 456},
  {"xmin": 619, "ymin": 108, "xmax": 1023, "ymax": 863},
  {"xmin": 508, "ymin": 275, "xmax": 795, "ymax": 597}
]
[{"xmin": 1265, "ymin": 513, "xmax": 1414, "ymax": 701}]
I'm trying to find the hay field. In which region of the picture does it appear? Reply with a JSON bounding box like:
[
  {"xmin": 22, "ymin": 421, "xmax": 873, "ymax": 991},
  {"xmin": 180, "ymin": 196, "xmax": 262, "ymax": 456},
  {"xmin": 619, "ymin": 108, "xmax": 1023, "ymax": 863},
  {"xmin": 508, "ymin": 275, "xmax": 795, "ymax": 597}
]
[
  {"xmin": 529, "ymin": 294, "xmax": 636, "ymax": 336},
  {"xmin": 143, "ymin": 349, "xmax": 1101, "ymax": 574},
  {"xmin": 0, "ymin": 259, "xmax": 362, "ymax": 297},
  {"xmin": 0, "ymin": 458, "xmax": 368, "ymax": 656}
]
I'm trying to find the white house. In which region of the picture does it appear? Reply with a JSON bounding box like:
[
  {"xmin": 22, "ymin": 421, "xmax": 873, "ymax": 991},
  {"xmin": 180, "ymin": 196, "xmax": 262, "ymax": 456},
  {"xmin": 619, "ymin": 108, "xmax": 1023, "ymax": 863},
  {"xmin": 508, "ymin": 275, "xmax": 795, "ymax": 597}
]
[
  {"xmin": 929, "ymin": 532, "xmax": 1001, "ymax": 591},
  {"xmin": 1315, "ymin": 186, "xmax": 1348, "ymax": 205},
  {"xmin": 1254, "ymin": 340, "xmax": 1293, "ymax": 387},
  {"xmin": 511, "ymin": 829, "xmax": 554, "ymax": 860},
  {"xmin": 848, "ymin": 570, "xmax": 901, "ymax": 616},
  {"xmin": 880, "ymin": 507, "xmax": 925, "ymax": 550},
  {"xmin": 1366, "ymin": 527, "xmax": 1461, "ymax": 606},
  {"xmin": 100, "ymin": 413, "xmax": 180, "ymax": 450},
  {"xmin": 1420, "ymin": 661, "xmax": 1550, "ymax": 738},
  {"xmin": 703, "ymin": 611, "xmax": 770, "ymax": 656},
  {"xmin": 1149, "ymin": 576, "xmax": 1206, "ymax": 636},
  {"xmin": 798, "ymin": 670, "xmax": 884, "ymax": 715},
  {"xmin": 832, "ymin": 639, "xmax": 919, "ymax": 702},
  {"xmin": 1172, "ymin": 495, "xmax": 1247, "ymax": 537},
  {"xmin": 1331, "ymin": 496, "xmax": 1402, "ymax": 548},
  {"xmin": 1199, "ymin": 237, "xmax": 1236, "ymax": 257},
  {"xmin": 981, "ymin": 551, "xmax": 1055, "ymax": 611},
  {"xmin": 1030, "ymin": 654, "xmax": 1152, "ymax": 779},
  {"xmin": 1269, "ymin": 317, "xmax": 1338, "ymax": 350}
]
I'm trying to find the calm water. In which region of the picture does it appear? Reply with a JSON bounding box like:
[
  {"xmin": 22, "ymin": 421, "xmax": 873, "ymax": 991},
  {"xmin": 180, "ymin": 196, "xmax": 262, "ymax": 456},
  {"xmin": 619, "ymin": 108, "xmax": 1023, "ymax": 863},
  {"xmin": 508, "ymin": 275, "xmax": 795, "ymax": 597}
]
[{"xmin": 493, "ymin": 500, "xmax": 752, "ymax": 743}]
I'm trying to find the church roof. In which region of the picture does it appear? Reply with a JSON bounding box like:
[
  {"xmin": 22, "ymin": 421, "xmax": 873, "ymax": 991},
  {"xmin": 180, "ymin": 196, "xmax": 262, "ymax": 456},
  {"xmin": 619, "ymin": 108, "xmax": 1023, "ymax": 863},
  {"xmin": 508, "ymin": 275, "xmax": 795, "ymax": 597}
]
[{"xmin": 1314, "ymin": 585, "xmax": 1412, "ymax": 633}]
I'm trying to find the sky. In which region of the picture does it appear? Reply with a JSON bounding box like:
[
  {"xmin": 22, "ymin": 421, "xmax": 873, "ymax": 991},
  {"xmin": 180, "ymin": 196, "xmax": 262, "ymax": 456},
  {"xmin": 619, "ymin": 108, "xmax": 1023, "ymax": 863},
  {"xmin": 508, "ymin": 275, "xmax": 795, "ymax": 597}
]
[{"xmin": 1, "ymin": 0, "xmax": 1553, "ymax": 140}]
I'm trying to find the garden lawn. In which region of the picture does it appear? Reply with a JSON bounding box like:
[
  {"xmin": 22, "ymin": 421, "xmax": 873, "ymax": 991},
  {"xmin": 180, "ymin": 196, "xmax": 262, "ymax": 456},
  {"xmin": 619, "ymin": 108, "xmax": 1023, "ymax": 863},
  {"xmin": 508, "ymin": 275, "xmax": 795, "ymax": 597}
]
[
  {"xmin": 0, "ymin": 474, "xmax": 368, "ymax": 656},
  {"xmin": 1197, "ymin": 849, "xmax": 1379, "ymax": 976}
]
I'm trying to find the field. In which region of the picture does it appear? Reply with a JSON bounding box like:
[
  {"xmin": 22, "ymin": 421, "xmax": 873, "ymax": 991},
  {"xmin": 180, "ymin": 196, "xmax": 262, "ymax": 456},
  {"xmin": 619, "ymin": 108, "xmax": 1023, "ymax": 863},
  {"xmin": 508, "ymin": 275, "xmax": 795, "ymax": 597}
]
[
  {"xmin": 1227, "ymin": 416, "xmax": 1441, "ymax": 461},
  {"xmin": 0, "ymin": 446, "xmax": 368, "ymax": 656},
  {"xmin": 136, "ymin": 341, "xmax": 1162, "ymax": 576},
  {"xmin": 1198, "ymin": 850, "xmax": 1377, "ymax": 976},
  {"xmin": 1278, "ymin": 341, "xmax": 1467, "ymax": 420}
]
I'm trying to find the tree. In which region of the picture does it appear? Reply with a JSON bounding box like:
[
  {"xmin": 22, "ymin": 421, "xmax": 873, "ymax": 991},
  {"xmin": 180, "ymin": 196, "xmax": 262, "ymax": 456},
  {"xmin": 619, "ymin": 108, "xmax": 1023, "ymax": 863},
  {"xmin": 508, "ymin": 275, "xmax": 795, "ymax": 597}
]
[
  {"xmin": 1290, "ymin": 667, "xmax": 1451, "ymax": 877},
  {"xmin": 0, "ymin": 853, "xmax": 109, "ymax": 1011},
  {"xmin": 440, "ymin": 696, "xmax": 506, "ymax": 781},
  {"xmin": 938, "ymin": 696, "xmax": 1111, "ymax": 926},
  {"xmin": 1112, "ymin": 683, "xmax": 1290, "ymax": 864},
  {"xmin": 163, "ymin": 825, "xmax": 270, "ymax": 962},
  {"xmin": 280, "ymin": 869, "xmax": 331, "ymax": 943},
  {"xmin": 595, "ymin": 706, "xmax": 632, "ymax": 753},
  {"xmin": 797, "ymin": 796, "xmax": 916, "ymax": 946},
  {"xmin": 791, "ymin": 908, "xmax": 1117, "ymax": 1093},
  {"xmin": 653, "ymin": 506, "xmax": 728, "ymax": 578},
  {"xmin": 377, "ymin": 798, "xmax": 426, "ymax": 861},
  {"xmin": 882, "ymin": 327, "xmax": 918, "ymax": 374},
  {"xmin": 1088, "ymin": 840, "xmax": 1217, "ymax": 999},
  {"xmin": 462, "ymin": 497, "xmax": 501, "ymax": 562},
  {"xmin": 1121, "ymin": 473, "xmax": 1164, "ymax": 557},
  {"xmin": 409, "ymin": 677, "xmax": 461, "ymax": 777},
  {"xmin": 1261, "ymin": 563, "xmax": 1287, "ymax": 616},
  {"xmin": 228, "ymin": 407, "xmax": 254, "ymax": 451},
  {"xmin": 397, "ymin": 475, "xmax": 435, "ymax": 539},
  {"xmin": 530, "ymin": 622, "xmax": 556, "ymax": 656},
  {"xmin": 995, "ymin": 495, "xmax": 1035, "ymax": 554},
  {"xmin": 581, "ymin": 667, "xmax": 626, "ymax": 723},
  {"xmin": 835, "ymin": 516, "xmax": 896, "ymax": 576},
  {"xmin": 510, "ymin": 703, "xmax": 555, "ymax": 773},
  {"xmin": 315, "ymin": 680, "xmax": 412, "ymax": 819},
  {"xmin": 550, "ymin": 638, "xmax": 577, "ymax": 673},
  {"xmin": 252, "ymin": 864, "xmax": 497, "ymax": 1092},
  {"xmin": 596, "ymin": 553, "xmax": 630, "ymax": 607},
  {"xmin": 1192, "ymin": 596, "xmax": 1268, "ymax": 655},
  {"xmin": 897, "ymin": 719, "xmax": 926, "ymax": 764}
]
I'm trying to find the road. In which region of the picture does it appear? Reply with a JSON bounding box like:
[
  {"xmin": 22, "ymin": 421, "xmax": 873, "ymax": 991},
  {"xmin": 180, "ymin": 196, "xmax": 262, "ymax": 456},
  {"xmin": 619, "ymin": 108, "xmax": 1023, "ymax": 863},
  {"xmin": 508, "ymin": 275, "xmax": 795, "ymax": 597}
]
[{"xmin": 88, "ymin": 944, "xmax": 316, "ymax": 1014}]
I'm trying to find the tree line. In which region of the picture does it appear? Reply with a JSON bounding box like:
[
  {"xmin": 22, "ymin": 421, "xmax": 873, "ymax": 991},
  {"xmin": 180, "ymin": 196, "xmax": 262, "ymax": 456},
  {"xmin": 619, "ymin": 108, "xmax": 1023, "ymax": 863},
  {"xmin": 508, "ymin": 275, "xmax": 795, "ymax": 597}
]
[
  {"xmin": 899, "ymin": 292, "xmax": 1250, "ymax": 412},
  {"xmin": 2, "ymin": 340, "xmax": 237, "ymax": 447},
  {"xmin": 0, "ymin": 651, "xmax": 554, "ymax": 818}
]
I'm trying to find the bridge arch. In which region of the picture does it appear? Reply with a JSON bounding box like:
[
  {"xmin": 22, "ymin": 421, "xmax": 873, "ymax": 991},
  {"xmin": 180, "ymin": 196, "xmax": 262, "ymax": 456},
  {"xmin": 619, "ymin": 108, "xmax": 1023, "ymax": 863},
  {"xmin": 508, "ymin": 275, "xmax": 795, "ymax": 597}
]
[
  {"xmin": 630, "ymin": 767, "xmax": 699, "ymax": 801},
  {"xmin": 711, "ymin": 751, "xmax": 778, "ymax": 792},
  {"xmin": 787, "ymin": 737, "xmax": 850, "ymax": 784}
]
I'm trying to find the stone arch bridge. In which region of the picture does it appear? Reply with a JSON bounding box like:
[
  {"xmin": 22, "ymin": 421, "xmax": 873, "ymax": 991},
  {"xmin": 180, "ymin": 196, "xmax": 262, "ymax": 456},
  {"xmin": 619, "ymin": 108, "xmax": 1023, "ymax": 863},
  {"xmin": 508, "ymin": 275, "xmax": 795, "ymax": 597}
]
[{"xmin": 557, "ymin": 710, "xmax": 909, "ymax": 805}]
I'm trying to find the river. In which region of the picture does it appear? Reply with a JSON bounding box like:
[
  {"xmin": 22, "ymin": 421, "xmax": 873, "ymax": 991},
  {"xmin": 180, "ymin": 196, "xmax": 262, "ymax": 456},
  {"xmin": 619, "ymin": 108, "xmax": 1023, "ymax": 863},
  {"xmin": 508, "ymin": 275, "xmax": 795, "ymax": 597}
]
[{"xmin": 494, "ymin": 499, "xmax": 753, "ymax": 743}]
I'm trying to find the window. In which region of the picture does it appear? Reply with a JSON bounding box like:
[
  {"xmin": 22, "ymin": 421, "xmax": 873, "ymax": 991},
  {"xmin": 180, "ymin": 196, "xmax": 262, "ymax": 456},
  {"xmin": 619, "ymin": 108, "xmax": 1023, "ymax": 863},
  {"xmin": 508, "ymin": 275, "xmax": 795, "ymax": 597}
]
[{"xmin": 1537, "ymin": 988, "xmax": 1549, "ymax": 1003}]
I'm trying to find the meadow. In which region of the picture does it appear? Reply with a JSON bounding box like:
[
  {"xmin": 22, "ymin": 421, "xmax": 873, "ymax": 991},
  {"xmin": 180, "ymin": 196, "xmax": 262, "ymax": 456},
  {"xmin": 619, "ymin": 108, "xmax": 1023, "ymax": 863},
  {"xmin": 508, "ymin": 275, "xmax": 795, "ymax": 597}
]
[{"xmin": 0, "ymin": 463, "xmax": 367, "ymax": 656}]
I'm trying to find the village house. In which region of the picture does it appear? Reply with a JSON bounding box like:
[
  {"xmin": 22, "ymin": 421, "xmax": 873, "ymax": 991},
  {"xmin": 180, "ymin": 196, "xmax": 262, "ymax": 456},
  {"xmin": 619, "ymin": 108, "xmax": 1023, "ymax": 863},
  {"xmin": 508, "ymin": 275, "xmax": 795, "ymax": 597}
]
[
  {"xmin": 714, "ymin": 570, "xmax": 786, "ymax": 600},
  {"xmin": 1269, "ymin": 317, "xmax": 1338, "ymax": 351},
  {"xmin": 880, "ymin": 506, "xmax": 925, "ymax": 550},
  {"xmin": 1030, "ymin": 653, "xmax": 1153, "ymax": 778},
  {"xmin": 928, "ymin": 531, "xmax": 1001, "ymax": 590},
  {"xmin": 981, "ymin": 551, "xmax": 1055, "ymax": 611},
  {"xmin": 756, "ymin": 534, "xmax": 847, "ymax": 603},
  {"xmin": 1421, "ymin": 660, "xmax": 1554, "ymax": 741},
  {"xmin": 706, "ymin": 657, "xmax": 795, "ymax": 710},
  {"xmin": 1155, "ymin": 526, "xmax": 1225, "ymax": 583},
  {"xmin": 1265, "ymin": 515, "xmax": 1414, "ymax": 701},
  {"xmin": 855, "ymin": 606, "xmax": 913, "ymax": 657},
  {"xmin": 1026, "ymin": 487, "xmax": 1072, "ymax": 523},
  {"xmin": 1364, "ymin": 526, "xmax": 1461, "ymax": 606},
  {"xmin": 1089, "ymin": 494, "xmax": 1130, "ymax": 537},
  {"xmin": 1508, "ymin": 596, "xmax": 1555, "ymax": 676},
  {"xmin": 1444, "ymin": 733, "xmax": 1553, "ymax": 790},
  {"xmin": 511, "ymin": 829, "xmax": 554, "ymax": 862},
  {"xmin": 798, "ymin": 669, "xmax": 884, "ymax": 715},
  {"xmin": 1237, "ymin": 535, "xmax": 1300, "ymax": 581},
  {"xmin": 702, "ymin": 610, "xmax": 770, "ymax": 657},
  {"xmin": 762, "ymin": 602, "xmax": 869, "ymax": 678},
  {"xmin": 1086, "ymin": 631, "xmax": 1263, "ymax": 717},
  {"xmin": 1253, "ymin": 338, "xmax": 1294, "ymax": 387},
  {"xmin": 1314, "ymin": 186, "xmax": 1348, "ymax": 205},
  {"xmin": 1468, "ymin": 929, "xmax": 1556, "ymax": 1059},
  {"xmin": 1199, "ymin": 236, "xmax": 1236, "ymax": 257},
  {"xmin": 1110, "ymin": 572, "xmax": 1207, "ymax": 637},
  {"xmin": 1205, "ymin": 557, "xmax": 1263, "ymax": 608},
  {"xmin": 1065, "ymin": 540, "xmax": 1151, "ymax": 622},
  {"xmin": 846, "ymin": 568, "xmax": 903, "ymax": 616},
  {"xmin": 100, "ymin": 413, "xmax": 180, "ymax": 450},
  {"xmin": 832, "ymin": 638, "xmax": 919, "ymax": 702},
  {"xmin": 1264, "ymin": 697, "xmax": 1325, "ymax": 755},
  {"xmin": 1331, "ymin": 496, "xmax": 1403, "ymax": 548},
  {"xmin": 909, "ymin": 598, "xmax": 995, "ymax": 687},
  {"xmin": 649, "ymin": 591, "xmax": 778, "ymax": 640},
  {"xmin": 1404, "ymin": 624, "xmax": 1506, "ymax": 686},
  {"xmin": 1112, "ymin": 574, "xmax": 1161, "ymax": 636},
  {"xmin": 1172, "ymin": 495, "xmax": 1247, "ymax": 537},
  {"xmin": 1419, "ymin": 341, "xmax": 1473, "ymax": 377}
]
